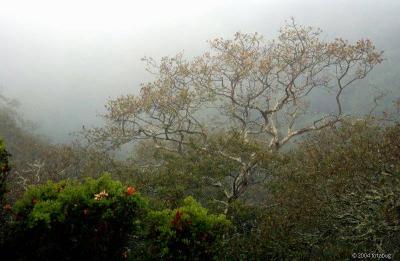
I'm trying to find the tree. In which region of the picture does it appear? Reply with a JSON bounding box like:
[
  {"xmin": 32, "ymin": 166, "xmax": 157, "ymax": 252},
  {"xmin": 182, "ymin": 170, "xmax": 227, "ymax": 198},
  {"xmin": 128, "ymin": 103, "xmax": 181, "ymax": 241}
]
[
  {"xmin": 87, "ymin": 19, "xmax": 383, "ymax": 204},
  {"xmin": 0, "ymin": 94, "xmax": 120, "ymax": 202}
]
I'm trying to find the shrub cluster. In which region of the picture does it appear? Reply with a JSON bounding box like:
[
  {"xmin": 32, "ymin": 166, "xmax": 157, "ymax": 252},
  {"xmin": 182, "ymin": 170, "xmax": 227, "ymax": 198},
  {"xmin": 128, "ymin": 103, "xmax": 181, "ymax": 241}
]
[
  {"xmin": 1, "ymin": 173, "xmax": 231, "ymax": 260},
  {"xmin": 223, "ymin": 121, "xmax": 400, "ymax": 260},
  {"xmin": 1, "ymin": 121, "xmax": 399, "ymax": 260},
  {"xmin": 3, "ymin": 174, "xmax": 146, "ymax": 260},
  {"xmin": 143, "ymin": 196, "xmax": 231, "ymax": 260}
]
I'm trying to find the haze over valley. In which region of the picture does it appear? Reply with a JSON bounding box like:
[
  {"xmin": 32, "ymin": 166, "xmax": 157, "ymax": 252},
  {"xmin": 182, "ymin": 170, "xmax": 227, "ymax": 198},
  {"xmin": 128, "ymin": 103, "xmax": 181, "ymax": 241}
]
[{"xmin": 1, "ymin": 0, "xmax": 399, "ymax": 141}]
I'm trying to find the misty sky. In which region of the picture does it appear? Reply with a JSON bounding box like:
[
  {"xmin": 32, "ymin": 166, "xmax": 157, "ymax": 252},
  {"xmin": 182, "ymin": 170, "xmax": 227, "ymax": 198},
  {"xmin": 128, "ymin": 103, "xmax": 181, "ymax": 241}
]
[{"xmin": 0, "ymin": 0, "xmax": 399, "ymax": 142}]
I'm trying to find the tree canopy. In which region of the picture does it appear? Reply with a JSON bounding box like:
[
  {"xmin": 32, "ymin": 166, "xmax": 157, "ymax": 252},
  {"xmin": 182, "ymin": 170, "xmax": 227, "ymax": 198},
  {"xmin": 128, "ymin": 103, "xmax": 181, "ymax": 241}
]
[{"xmin": 86, "ymin": 19, "xmax": 383, "ymax": 203}]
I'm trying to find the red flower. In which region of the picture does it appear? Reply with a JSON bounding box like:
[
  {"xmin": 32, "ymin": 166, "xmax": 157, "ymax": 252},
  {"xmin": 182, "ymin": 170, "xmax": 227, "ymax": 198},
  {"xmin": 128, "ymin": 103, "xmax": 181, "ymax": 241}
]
[
  {"xmin": 172, "ymin": 210, "xmax": 184, "ymax": 230},
  {"xmin": 126, "ymin": 186, "xmax": 136, "ymax": 196}
]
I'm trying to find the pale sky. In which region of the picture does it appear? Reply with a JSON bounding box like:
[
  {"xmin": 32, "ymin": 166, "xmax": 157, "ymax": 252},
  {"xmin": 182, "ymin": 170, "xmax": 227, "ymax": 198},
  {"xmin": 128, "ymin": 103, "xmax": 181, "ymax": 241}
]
[{"xmin": 0, "ymin": 0, "xmax": 399, "ymax": 141}]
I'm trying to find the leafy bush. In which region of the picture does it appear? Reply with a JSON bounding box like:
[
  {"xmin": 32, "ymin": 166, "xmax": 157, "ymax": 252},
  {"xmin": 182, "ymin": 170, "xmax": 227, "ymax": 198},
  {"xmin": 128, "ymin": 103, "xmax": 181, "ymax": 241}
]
[
  {"xmin": 232, "ymin": 120, "xmax": 400, "ymax": 259},
  {"xmin": 4, "ymin": 174, "xmax": 147, "ymax": 260},
  {"xmin": 216, "ymin": 121, "xmax": 400, "ymax": 260},
  {"xmin": 141, "ymin": 196, "xmax": 231, "ymax": 260},
  {"xmin": 222, "ymin": 202, "xmax": 266, "ymax": 260},
  {"xmin": 1, "ymin": 120, "xmax": 399, "ymax": 260}
]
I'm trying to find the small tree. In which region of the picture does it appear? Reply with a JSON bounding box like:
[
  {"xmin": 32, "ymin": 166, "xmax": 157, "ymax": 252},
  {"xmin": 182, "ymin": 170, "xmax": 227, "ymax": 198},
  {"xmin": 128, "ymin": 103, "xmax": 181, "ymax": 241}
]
[{"xmin": 87, "ymin": 19, "xmax": 383, "ymax": 203}]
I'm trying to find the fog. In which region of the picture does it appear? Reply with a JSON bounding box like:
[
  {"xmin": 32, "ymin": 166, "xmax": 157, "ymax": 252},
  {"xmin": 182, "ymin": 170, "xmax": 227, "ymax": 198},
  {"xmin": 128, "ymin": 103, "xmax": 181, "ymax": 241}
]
[{"xmin": 0, "ymin": 0, "xmax": 399, "ymax": 142}]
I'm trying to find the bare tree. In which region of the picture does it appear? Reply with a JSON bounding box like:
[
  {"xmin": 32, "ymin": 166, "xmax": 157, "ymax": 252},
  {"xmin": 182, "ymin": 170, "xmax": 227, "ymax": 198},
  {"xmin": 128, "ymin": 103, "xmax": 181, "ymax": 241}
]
[{"xmin": 87, "ymin": 19, "xmax": 383, "ymax": 203}]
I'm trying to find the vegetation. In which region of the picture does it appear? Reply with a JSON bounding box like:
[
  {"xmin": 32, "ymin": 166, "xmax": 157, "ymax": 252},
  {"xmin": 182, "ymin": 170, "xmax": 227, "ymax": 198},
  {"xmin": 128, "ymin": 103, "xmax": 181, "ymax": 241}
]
[
  {"xmin": 141, "ymin": 196, "xmax": 231, "ymax": 260},
  {"xmin": 0, "ymin": 21, "xmax": 399, "ymax": 260},
  {"xmin": 0, "ymin": 95, "xmax": 119, "ymax": 202},
  {"xmin": 0, "ymin": 139, "xmax": 11, "ymax": 246},
  {"xmin": 86, "ymin": 19, "xmax": 383, "ymax": 205},
  {"xmin": 0, "ymin": 139, "xmax": 10, "ymax": 207},
  {"xmin": 1, "ymin": 119, "xmax": 399, "ymax": 260},
  {"xmin": 3, "ymin": 174, "xmax": 146, "ymax": 260},
  {"xmin": 223, "ymin": 120, "xmax": 400, "ymax": 260}
]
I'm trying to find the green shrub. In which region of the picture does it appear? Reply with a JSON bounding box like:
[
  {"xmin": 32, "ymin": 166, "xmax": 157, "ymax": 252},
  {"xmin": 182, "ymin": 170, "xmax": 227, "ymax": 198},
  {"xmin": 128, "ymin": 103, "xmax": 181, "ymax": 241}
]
[
  {"xmin": 222, "ymin": 202, "xmax": 266, "ymax": 260},
  {"xmin": 245, "ymin": 121, "xmax": 400, "ymax": 259},
  {"xmin": 141, "ymin": 196, "xmax": 231, "ymax": 260},
  {"xmin": 5, "ymin": 173, "xmax": 147, "ymax": 260},
  {"xmin": 217, "ymin": 121, "xmax": 400, "ymax": 260}
]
